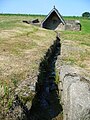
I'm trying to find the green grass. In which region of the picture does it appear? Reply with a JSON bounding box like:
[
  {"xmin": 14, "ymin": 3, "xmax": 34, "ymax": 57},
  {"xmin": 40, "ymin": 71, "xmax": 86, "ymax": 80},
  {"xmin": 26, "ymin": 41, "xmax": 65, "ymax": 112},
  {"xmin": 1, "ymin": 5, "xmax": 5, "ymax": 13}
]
[
  {"xmin": 60, "ymin": 17, "xmax": 90, "ymax": 74},
  {"xmin": 0, "ymin": 14, "xmax": 45, "ymax": 30},
  {"xmin": 60, "ymin": 17, "xmax": 90, "ymax": 47}
]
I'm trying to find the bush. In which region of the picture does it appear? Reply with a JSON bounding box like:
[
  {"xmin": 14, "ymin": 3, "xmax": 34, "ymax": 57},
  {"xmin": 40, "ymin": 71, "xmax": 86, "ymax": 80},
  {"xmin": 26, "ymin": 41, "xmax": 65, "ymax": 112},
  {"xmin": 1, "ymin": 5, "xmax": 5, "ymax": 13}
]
[{"xmin": 82, "ymin": 12, "xmax": 90, "ymax": 18}]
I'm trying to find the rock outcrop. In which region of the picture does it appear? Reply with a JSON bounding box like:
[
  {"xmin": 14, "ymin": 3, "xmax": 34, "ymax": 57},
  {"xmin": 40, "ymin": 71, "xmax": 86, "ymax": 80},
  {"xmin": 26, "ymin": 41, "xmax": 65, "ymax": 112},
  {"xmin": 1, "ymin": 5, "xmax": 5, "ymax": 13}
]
[{"xmin": 60, "ymin": 65, "xmax": 90, "ymax": 120}]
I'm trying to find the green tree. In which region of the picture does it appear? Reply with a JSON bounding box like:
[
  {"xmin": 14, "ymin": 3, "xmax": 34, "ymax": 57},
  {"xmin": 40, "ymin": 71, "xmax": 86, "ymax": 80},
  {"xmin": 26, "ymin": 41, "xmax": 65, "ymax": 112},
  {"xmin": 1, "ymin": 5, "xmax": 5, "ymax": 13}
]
[{"xmin": 82, "ymin": 12, "xmax": 90, "ymax": 18}]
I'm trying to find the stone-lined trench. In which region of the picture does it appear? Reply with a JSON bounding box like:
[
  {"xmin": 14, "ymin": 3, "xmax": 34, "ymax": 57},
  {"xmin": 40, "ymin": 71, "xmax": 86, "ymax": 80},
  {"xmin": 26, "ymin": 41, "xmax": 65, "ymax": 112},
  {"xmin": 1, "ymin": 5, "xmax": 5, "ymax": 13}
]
[
  {"xmin": 29, "ymin": 35, "xmax": 62, "ymax": 120},
  {"xmin": 9, "ymin": 35, "xmax": 63, "ymax": 120}
]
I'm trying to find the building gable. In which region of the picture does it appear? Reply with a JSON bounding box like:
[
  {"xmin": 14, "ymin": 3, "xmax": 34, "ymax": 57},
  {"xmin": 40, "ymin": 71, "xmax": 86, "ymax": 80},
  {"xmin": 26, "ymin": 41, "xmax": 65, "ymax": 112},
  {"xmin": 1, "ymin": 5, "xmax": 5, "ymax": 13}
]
[{"xmin": 42, "ymin": 7, "xmax": 66, "ymax": 30}]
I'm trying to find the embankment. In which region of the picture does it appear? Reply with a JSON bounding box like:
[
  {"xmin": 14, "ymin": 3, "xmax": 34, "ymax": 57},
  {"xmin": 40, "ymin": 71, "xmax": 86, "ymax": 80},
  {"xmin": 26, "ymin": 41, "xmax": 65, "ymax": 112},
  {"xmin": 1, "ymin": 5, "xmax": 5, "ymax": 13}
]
[{"xmin": 7, "ymin": 35, "xmax": 63, "ymax": 120}]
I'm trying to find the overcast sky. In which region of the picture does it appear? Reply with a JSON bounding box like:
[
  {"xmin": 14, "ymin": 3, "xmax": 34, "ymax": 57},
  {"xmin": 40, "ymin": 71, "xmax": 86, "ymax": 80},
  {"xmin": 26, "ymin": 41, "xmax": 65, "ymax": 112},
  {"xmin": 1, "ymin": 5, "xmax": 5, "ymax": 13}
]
[{"xmin": 0, "ymin": 0, "xmax": 90, "ymax": 16}]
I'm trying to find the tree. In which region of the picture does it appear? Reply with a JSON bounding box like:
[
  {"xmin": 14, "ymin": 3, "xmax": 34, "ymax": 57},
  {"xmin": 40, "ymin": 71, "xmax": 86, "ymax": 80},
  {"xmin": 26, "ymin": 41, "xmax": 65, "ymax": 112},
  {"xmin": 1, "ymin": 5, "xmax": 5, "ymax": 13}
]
[{"xmin": 82, "ymin": 12, "xmax": 90, "ymax": 18}]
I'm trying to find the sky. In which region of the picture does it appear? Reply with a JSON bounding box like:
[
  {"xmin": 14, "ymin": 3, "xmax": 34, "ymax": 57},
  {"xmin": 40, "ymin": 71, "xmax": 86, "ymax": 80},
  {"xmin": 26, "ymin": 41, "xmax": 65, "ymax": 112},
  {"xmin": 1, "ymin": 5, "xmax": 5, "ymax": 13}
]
[{"xmin": 0, "ymin": 0, "xmax": 90, "ymax": 16}]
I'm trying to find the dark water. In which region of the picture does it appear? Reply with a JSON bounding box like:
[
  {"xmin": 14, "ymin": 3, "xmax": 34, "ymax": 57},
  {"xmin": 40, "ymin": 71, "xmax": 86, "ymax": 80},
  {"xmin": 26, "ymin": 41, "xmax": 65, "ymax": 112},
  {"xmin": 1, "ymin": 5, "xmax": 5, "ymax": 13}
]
[{"xmin": 29, "ymin": 36, "xmax": 63, "ymax": 120}]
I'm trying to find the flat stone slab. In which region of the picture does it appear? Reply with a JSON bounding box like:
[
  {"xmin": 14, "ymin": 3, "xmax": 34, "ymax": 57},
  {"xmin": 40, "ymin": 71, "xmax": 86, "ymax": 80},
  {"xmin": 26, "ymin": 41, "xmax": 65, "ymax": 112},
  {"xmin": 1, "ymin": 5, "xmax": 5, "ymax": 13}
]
[{"xmin": 60, "ymin": 65, "xmax": 90, "ymax": 120}]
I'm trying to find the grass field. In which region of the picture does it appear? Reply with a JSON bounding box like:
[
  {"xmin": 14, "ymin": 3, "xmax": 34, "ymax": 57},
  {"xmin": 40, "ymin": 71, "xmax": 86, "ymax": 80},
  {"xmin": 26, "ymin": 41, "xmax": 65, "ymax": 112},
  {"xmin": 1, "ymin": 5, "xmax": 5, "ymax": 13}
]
[
  {"xmin": 60, "ymin": 17, "xmax": 90, "ymax": 75},
  {"xmin": 0, "ymin": 14, "xmax": 90, "ymax": 118},
  {"xmin": 0, "ymin": 14, "xmax": 56, "ymax": 116}
]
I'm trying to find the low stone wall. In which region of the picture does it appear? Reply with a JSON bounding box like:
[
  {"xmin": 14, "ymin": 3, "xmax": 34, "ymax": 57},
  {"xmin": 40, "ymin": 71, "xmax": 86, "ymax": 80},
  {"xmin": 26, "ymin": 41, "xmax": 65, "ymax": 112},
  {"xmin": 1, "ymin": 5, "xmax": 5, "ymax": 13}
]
[
  {"xmin": 60, "ymin": 65, "xmax": 90, "ymax": 120},
  {"xmin": 23, "ymin": 19, "xmax": 81, "ymax": 31},
  {"xmin": 65, "ymin": 20, "xmax": 81, "ymax": 31}
]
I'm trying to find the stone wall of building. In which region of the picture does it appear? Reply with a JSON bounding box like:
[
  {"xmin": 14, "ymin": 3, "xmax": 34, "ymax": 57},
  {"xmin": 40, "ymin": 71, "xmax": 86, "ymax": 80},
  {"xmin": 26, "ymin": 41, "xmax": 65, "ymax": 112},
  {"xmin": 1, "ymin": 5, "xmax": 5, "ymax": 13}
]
[{"xmin": 56, "ymin": 23, "xmax": 65, "ymax": 31}]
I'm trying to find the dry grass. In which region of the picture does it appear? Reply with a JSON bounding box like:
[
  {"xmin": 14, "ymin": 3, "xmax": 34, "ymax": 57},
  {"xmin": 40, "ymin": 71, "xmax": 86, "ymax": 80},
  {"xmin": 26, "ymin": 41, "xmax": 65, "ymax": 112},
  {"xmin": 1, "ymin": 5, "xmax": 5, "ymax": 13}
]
[
  {"xmin": 60, "ymin": 17, "xmax": 90, "ymax": 77},
  {"xmin": 0, "ymin": 15, "xmax": 56, "ymax": 84},
  {"xmin": 0, "ymin": 15, "xmax": 56, "ymax": 116},
  {"xmin": 60, "ymin": 40, "xmax": 90, "ymax": 77}
]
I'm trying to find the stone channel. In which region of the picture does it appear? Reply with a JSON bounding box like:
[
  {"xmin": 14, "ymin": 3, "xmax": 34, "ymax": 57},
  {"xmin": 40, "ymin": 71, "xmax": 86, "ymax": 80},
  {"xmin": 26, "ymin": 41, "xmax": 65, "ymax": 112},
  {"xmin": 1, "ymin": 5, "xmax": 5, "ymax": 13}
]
[
  {"xmin": 29, "ymin": 35, "xmax": 63, "ymax": 120},
  {"xmin": 8, "ymin": 35, "xmax": 63, "ymax": 120}
]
